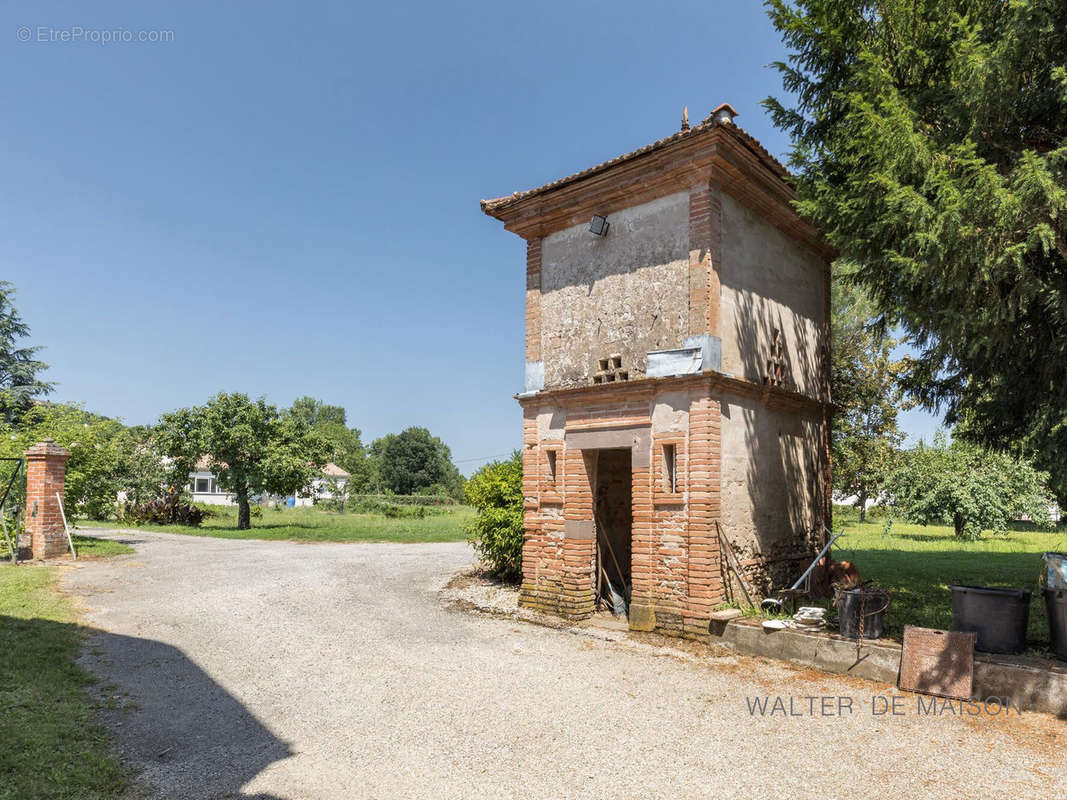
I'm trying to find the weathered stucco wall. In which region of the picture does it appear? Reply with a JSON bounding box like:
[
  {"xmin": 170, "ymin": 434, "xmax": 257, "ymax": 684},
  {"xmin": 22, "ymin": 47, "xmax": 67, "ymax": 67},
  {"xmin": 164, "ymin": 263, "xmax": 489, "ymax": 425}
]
[
  {"xmin": 718, "ymin": 192, "xmax": 827, "ymax": 400},
  {"xmin": 719, "ymin": 392, "xmax": 825, "ymax": 589},
  {"xmin": 539, "ymin": 191, "xmax": 690, "ymax": 388}
]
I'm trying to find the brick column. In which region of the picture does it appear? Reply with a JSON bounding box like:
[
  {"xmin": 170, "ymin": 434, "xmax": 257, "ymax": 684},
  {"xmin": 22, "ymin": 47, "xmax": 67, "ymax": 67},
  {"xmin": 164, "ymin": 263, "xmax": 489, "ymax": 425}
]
[
  {"xmin": 525, "ymin": 237, "xmax": 542, "ymax": 362},
  {"xmin": 684, "ymin": 396, "xmax": 724, "ymax": 635},
  {"xmin": 688, "ymin": 184, "xmax": 722, "ymax": 338},
  {"xmin": 559, "ymin": 448, "xmax": 595, "ymax": 620},
  {"xmin": 628, "ymin": 447, "xmax": 656, "ymax": 631},
  {"xmin": 25, "ymin": 439, "xmax": 71, "ymax": 560}
]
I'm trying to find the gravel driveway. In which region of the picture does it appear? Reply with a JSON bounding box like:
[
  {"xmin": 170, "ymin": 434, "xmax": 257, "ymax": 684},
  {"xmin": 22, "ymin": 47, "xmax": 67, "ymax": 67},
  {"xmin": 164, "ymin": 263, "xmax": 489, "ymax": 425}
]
[{"xmin": 61, "ymin": 531, "xmax": 1062, "ymax": 800}]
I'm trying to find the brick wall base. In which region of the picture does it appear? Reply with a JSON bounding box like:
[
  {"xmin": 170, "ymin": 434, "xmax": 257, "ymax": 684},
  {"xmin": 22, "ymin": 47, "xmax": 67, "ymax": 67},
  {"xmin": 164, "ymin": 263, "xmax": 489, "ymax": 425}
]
[{"xmin": 518, "ymin": 374, "xmax": 828, "ymax": 637}]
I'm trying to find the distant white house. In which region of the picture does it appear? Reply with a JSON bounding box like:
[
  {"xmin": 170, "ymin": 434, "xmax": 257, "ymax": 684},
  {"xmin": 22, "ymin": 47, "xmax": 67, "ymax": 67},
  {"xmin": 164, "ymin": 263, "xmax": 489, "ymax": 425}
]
[
  {"xmin": 294, "ymin": 461, "xmax": 351, "ymax": 507},
  {"xmin": 189, "ymin": 456, "xmax": 350, "ymax": 507}
]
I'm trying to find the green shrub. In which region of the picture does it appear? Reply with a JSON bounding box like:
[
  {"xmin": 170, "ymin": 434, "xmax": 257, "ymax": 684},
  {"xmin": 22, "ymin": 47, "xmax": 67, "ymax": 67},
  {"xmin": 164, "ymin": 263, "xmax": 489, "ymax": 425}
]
[
  {"xmin": 464, "ymin": 453, "xmax": 523, "ymax": 581},
  {"xmin": 121, "ymin": 493, "xmax": 205, "ymax": 527}
]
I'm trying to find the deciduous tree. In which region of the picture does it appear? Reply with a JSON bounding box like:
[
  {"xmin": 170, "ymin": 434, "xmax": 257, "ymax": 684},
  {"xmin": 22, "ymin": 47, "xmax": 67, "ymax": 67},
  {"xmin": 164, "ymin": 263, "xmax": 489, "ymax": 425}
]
[
  {"xmin": 157, "ymin": 393, "xmax": 328, "ymax": 529},
  {"xmin": 370, "ymin": 427, "xmax": 463, "ymax": 498},
  {"xmin": 884, "ymin": 431, "xmax": 1052, "ymax": 539},
  {"xmin": 831, "ymin": 279, "xmax": 905, "ymax": 520}
]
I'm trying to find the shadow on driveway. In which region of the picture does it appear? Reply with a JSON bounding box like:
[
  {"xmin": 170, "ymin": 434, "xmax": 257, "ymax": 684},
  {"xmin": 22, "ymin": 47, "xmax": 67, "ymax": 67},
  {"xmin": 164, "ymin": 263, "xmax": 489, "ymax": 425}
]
[{"xmin": 83, "ymin": 624, "xmax": 294, "ymax": 800}]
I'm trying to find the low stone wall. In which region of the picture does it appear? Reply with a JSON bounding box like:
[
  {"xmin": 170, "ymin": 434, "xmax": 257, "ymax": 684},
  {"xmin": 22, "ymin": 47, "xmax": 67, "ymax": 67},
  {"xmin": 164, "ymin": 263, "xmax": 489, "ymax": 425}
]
[{"xmin": 711, "ymin": 618, "xmax": 1067, "ymax": 717}]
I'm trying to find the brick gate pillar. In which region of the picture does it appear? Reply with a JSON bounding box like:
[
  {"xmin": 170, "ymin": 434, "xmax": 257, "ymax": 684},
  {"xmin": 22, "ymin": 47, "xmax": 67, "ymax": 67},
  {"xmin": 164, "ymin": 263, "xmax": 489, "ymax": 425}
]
[{"xmin": 25, "ymin": 439, "xmax": 71, "ymax": 560}]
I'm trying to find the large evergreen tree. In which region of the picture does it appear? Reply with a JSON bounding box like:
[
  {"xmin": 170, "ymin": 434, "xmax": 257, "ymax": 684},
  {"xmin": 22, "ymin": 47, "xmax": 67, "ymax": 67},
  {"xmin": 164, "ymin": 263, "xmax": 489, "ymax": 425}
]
[
  {"xmin": 0, "ymin": 281, "xmax": 53, "ymax": 420},
  {"xmin": 765, "ymin": 1, "xmax": 1067, "ymax": 498}
]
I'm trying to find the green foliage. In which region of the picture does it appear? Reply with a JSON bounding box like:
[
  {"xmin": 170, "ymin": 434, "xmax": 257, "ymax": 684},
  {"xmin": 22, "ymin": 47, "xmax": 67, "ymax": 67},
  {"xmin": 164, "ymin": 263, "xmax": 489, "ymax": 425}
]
[
  {"xmin": 0, "ymin": 567, "xmax": 130, "ymax": 798},
  {"xmin": 0, "ymin": 281, "xmax": 53, "ymax": 422},
  {"xmin": 834, "ymin": 514, "xmax": 1066, "ymax": 646},
  {"xmin": 0, "ymin": 403, "xmax": 127, "ymax": 520},
  {"xmin": 286, "ymin": 396, "xmax": 370, "ymax": 487},
  {"xmin": 120, "ymin": 492, "xmax": 205, "ymax": 527},
  {"xmin": 112, "ymin": 427, "xmax": 168, "ymax": 507},
  {"xmin": 155, "ymin": 393, "xmax": 329, "ymax": 529},
  {"xmin": 78, "ymin": 503, "xmax": 475, "ymax": 543},
  {"xmin": 765, "ymin": 0, "xmax": 1067, "ymax": 502},
  {"xmin": 884, "ymin": 431, "xmax": 1053, "ymax": 539},
  {"xmin": 464, "ymin": 452, "xmax": 524, "ymax": 580},
  {"xmin": 370, "ymin": 427, "xmax": 464, "ymax": 498},
  {"xmin": 831, "ymin": 279, "xmax": 905, "ymax": 519}
]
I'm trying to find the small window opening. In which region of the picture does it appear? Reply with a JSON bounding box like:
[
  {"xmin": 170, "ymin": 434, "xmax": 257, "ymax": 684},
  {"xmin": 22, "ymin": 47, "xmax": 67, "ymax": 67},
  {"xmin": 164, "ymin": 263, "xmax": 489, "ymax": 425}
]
[
  {"xmin": 546, "ymin": 450, "xmax": 557, "ymax": 483},
  {"xmin": 662, "ymin": 444, "xmax": 677, "ymax": 493}
]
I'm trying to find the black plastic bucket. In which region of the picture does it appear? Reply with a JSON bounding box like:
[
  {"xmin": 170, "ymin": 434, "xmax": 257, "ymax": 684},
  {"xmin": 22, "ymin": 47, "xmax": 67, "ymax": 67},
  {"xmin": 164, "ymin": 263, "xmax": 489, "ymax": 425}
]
[
  {"xmin": 949, "ymin": 585, "xmax": 1031, "ymax": 654},
  {"xmin": 1045, "ymin": 588, "xmax": 1067, "ymax": 660},
  {"xmin": 836, "ymin": 588, "xmax": 889, "ymax": 639}
]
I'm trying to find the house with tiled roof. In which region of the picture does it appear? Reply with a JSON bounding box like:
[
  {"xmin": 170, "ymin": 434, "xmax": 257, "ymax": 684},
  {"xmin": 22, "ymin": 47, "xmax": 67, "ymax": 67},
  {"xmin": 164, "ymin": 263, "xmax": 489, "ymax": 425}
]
[
  {"xmin": 481, "ymin": 103, "xmax": 832, "ymax": 635},
  {"xmin": 189, "ymin": 456, "xmax": 350, "ymax": 507}
]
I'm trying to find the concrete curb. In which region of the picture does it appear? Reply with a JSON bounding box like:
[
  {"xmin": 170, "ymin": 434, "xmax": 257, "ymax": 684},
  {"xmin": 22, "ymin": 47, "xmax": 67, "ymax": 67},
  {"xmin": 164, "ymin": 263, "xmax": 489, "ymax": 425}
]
[{"xmin": 450, "ymin": 584, "xmax": 1067, "ymax": 717}]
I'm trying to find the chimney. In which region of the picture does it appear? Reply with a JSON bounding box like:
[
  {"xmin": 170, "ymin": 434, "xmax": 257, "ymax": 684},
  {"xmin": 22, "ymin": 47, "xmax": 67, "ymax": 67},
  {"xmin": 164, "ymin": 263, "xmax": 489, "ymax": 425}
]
[
  {"xmin": 709, "ymin": 102, "xmax": 739, "ymax": 126},
  {"xmin": 681, "ymin": 105, "xmax": 690, "ymax": 132}
]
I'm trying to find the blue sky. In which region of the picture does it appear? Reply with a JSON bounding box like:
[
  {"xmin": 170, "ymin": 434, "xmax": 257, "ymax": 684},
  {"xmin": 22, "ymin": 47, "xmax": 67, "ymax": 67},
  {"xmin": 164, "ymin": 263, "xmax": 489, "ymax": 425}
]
[{"xmin": 1, "ymin": 1, "xmax": 940, "ymax": 472}]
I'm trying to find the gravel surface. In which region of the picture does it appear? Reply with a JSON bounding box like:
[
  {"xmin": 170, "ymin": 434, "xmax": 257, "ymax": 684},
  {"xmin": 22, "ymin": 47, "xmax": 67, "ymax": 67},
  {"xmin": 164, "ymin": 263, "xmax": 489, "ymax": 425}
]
[{"xmin": 61, "ymin": 530, "xmax": 1063, "ymax": 800}]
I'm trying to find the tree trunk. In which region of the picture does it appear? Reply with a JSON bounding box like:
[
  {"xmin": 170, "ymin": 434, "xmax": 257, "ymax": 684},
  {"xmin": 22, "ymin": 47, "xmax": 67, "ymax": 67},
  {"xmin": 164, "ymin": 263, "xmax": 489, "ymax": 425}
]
[
  {"xmin": 858, "ymin": 491, "xmax": 868, "ymax": 523},
  {"xmin": 237, "ymin": 493, "xmax": 251, "ymax": 530},
  {"xmin": 953, "ymin": 513, "xmax": 965, "ymax": 539}
]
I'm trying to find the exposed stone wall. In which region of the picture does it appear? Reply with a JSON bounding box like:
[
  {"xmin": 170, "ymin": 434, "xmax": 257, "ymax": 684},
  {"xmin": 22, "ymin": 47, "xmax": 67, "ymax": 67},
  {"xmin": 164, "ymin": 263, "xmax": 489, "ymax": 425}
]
[
  {"xmin": 539, "ymin": 191, "xmax": 691, "ymax": 388},
  {"xmin": 719, "ymin": 393, "xmax": 827, "ymax": 592},
  {"xmin": 718, "ymin": 192, "xmax": 827, "ymax": 400}
]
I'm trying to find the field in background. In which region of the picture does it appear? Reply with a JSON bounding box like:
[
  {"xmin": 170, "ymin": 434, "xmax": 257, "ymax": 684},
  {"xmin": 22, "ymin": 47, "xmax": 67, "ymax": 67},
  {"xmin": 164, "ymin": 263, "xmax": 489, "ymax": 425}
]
[
  {"xmin": 832, "ymin": 506, "xmax": 1066, "ymax": 647},
  {"xmin": 78, "ymin": 504, "xmax": 475, "ymax": 544}
]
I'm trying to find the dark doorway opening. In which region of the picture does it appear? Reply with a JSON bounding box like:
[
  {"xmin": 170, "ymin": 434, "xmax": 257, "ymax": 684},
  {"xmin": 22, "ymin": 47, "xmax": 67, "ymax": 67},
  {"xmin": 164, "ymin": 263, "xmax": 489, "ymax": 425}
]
[{"xmin": 593, "ymin": 448, "xmax": 632, "ymax": 617}]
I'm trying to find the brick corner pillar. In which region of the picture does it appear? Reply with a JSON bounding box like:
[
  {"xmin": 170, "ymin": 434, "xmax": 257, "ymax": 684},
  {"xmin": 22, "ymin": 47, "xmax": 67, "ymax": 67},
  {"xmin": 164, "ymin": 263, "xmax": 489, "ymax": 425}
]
[{"xmin": 25, "ymin": 438, "xmax": 71, "ymax": 560}]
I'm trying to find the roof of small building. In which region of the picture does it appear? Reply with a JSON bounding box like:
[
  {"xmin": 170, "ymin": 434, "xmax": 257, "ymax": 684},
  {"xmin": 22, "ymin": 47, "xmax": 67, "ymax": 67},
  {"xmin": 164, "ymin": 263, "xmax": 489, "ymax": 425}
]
[
  {"xmin": 193, "ymin": 455, "xmax": 350, "ymax": 478},
  {"xmin": 322, "ymin": 462, "xmax": 350, "ymax": 478},
  {"xmin": 480, "ymin": 104, "xmax": 787, "ymax": 217}
]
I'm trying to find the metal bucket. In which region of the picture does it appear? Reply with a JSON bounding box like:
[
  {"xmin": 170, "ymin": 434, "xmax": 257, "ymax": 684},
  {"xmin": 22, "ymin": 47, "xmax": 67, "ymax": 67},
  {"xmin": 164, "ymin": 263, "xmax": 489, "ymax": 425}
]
[{"xmin": 835, "ymin": 588, "xmax": 889, "ymax": 640}]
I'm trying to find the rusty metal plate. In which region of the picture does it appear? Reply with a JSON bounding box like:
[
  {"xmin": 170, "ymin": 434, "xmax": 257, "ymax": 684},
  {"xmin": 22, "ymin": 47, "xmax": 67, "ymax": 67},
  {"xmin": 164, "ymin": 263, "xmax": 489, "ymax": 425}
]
[{"xmin": 899, "ymin": 626, "xmax": 976, "ymax": 700}]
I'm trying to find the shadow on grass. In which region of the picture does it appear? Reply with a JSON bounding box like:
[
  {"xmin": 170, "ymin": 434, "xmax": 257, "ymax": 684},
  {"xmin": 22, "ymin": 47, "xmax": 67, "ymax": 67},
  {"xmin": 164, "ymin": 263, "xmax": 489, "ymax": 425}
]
[
  {"xmin": 1, "ymin": 612, "xmax": 293, "ymax": 800},
  {"xmin": 845, "ymin": 547, "xmax": 1052, "ymax": 649}
]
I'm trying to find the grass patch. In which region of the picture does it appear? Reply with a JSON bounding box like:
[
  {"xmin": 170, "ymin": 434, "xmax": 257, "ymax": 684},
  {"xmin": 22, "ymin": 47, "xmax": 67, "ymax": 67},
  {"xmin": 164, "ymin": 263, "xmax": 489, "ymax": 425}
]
[
  {"xmin": 831, "ymin": 508, "xmax": 1067, "ymax": 649},
  {"xmin": 70, "ymin": 535, "xmax": 134, "ymax": 559},
  {"xmin": 0, "ymin": 566, "xmax": 129, "ymax": 799},
  {"xmin": 78, "ymin": 504, "xmax": 476, "ymax": 544}
]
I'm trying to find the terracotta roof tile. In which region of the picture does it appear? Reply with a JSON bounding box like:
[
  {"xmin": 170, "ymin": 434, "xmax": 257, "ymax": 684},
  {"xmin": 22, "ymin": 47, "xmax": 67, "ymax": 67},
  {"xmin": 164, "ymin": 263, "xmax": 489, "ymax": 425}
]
[{"xmin": 480, "ymin": 113, "xmax": 787, "ymax": 216}]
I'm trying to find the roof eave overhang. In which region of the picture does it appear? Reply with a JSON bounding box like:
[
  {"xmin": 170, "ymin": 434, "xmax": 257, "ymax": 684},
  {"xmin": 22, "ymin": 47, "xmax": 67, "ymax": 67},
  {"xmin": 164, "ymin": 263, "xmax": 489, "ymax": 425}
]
[{"xmin": 481, "ymin": 124, "xmax": 834, "ymax": 262}]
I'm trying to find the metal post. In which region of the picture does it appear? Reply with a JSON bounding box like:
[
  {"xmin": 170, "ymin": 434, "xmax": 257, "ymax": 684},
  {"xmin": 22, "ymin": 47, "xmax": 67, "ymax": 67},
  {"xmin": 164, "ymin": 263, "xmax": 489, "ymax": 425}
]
[{"xmin": 0, "ymin": 513, "xmax": 15, "ymax": 564}]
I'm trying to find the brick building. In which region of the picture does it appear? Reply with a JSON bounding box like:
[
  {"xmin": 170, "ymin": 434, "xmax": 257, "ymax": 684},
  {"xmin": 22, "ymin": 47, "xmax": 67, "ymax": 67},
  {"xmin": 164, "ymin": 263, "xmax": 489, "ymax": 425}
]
[{"xmin": 481, "ymin": 104, "xmax": 832, "ymax": 637}]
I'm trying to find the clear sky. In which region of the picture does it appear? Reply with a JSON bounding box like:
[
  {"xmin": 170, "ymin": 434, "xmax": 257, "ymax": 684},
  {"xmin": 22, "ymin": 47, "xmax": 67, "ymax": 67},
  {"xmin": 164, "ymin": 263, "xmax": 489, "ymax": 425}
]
[{"xmin": 1, "ymin": 1, "xmax": 940, "ymax": 473}]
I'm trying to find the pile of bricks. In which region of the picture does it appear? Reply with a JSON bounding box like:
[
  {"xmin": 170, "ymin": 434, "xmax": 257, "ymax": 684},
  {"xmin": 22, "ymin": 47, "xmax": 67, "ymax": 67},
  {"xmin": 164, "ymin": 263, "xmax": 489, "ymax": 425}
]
[{"xmin": 592, "ymin": 354, "xmax": 629, "ymax": 384}]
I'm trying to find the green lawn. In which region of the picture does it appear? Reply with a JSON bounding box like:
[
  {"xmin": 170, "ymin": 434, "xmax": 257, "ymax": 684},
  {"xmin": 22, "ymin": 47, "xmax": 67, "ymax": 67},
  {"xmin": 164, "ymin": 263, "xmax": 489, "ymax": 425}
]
[
  {"xmin": 0, "ymin": 565, "xmax": 129, "ymax": 799},
  {"xmin": 78, "ymin": 504, "xmax": 476, "ymax": 544},
  {"xmin": 831, "ymin": 508, "xmax": 1067, "ymax": 650}
]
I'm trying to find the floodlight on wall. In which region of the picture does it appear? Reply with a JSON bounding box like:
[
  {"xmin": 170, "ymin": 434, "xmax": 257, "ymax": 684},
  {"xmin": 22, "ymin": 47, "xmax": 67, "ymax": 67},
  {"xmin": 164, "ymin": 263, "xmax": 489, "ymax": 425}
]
[{"xmin": 589, "ymin": 215, "xmax": 610, "ymax": 237}]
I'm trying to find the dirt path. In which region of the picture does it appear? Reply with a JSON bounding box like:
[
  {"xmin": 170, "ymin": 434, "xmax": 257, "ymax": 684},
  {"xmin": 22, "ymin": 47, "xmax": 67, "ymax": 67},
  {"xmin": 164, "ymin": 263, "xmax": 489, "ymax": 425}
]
[{"xmin": 61, "ymin": 530, "xmax": 1063, "ymax": 800}]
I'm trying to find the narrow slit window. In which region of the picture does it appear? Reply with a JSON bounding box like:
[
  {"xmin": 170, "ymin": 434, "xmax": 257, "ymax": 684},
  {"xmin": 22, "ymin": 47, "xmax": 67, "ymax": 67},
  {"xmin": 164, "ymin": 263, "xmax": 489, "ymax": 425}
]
[
  {"xmin": 663, "ymin": 444, "xmax": 677, "ymax": 493},
  {"xmin": 546, "ymin": 450, "xmax": 557, "ymax": 483}
]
